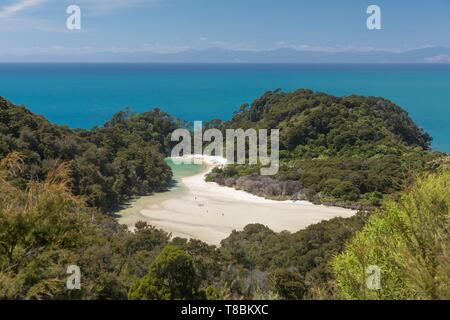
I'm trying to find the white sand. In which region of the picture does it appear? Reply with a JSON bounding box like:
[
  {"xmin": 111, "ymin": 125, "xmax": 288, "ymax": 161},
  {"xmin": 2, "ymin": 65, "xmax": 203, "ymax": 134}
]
[{"xmin": 117, "ymin": 155, "xmax": 356, "ymax": 246}]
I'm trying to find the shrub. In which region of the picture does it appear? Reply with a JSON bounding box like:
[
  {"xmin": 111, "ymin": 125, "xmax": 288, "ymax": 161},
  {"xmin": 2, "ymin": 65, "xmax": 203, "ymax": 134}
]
[{"xmin": 332, "ymin": 170, "xmax": 450, "ymax": 300}]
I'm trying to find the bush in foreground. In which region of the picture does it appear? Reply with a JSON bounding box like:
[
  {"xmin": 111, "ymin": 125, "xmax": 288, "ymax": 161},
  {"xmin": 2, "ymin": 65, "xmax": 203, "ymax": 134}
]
[
  {"xmin": 128, "ymin": 245, "xmax": 202, "ymax": 300},
  {"xmin": 332, "ymin": 170, "xmax": 450, "ymax": 300}
]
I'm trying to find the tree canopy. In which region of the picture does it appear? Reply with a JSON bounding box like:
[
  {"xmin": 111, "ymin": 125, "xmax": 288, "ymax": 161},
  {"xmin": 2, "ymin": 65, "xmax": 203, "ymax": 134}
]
[
  {"xmin": 207, "ymin": 89, "xmax": 441, "ymax": 209},
  {"xmin": 0, "ymin": 91, "xmax": 448, "ymax": 300},
  {"xmin": 0, "ymin": 98, "xmax": 175, "ymax": 212},
  {"xmin": 128, "ymin": 245, "xmax": 202, "ymax": 300}
]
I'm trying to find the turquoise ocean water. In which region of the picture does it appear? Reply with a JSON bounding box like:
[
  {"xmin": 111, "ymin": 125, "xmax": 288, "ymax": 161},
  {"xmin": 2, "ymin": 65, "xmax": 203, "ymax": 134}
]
[
  {"xmin": 165, "ymin": 158, "xmax": 204, "ymax": 181},
  {"xmin": 0, "ymin": 63, "xmax": 449, "ymax": 151}
]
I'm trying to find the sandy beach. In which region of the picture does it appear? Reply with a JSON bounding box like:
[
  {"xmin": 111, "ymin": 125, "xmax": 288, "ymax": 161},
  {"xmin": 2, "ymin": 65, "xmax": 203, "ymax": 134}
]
[{"xmin": 117, "ymin": 156, "xmax": 357, "ymax": 246}]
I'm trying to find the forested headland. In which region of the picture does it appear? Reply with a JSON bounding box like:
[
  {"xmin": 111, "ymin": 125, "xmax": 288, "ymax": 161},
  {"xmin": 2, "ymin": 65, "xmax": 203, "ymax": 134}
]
[{"xmin": 206, "ymin": 89, "xmax": 441, "ymax": 209}]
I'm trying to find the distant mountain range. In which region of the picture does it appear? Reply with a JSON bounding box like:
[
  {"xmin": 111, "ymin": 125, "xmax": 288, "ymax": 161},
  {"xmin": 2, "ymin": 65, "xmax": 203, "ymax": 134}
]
[{"xmin": 2, "ymin": 46, "xmax": 450, "ymax": 63}]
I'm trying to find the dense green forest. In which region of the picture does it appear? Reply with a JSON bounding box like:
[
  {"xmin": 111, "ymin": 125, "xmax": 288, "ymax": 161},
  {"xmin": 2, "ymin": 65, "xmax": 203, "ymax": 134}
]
[
  {"xmin": 206, "ymin": 89, "xmax": 442, "ymax": 209},
  {"xmin": 0, "ymin": 98, "xmax": 176, "ymax": 212},
  {"xmin": 1, "ymin": 151, "xmax": 447, "ymax": 300},
  {"xmin": 0, "ymin": 92, "xmax": 448, "ymax": 300},
  {"xmin": 0, "ymin": 151, "xmax": 369, "ymax": 299}
]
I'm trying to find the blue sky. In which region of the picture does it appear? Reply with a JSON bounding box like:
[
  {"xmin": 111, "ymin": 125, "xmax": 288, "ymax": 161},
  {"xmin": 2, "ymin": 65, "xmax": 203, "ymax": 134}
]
[{"xmin": 0, "ymin": 0, "xmax": 449, "ymax": 56}]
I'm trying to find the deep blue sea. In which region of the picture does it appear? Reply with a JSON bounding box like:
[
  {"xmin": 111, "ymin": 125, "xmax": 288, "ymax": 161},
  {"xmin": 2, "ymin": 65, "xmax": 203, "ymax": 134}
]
[{"xmin": 0, "ymin": 63, "xmax": 449, "ymax": 151}]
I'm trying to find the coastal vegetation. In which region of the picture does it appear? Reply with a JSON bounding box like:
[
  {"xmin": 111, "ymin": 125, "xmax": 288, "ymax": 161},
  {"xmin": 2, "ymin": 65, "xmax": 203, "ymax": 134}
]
[
  {"xmin": 0, "ymin": 98, "xmax": 175, "ymax": 212},
  {"xmin": 0, "ymin": 152, "xmax": 171, "ymax": 299},
  {"xmin": 0, "ymin": 149, "xmax": 366, "ymax": 299},
  {"xmin": 332, "ymin": 170, "xmax": 450, "ymax": 300},
  {"xmin": 206, "ymin": 89, "xmax": 440, "ymax": 209},
  {"xmin": 128, "ymin": 245, "xmax": 203, "ymax": 300},
  {"xmin": 0, "ymin": 92, "xmax": 448, "ymax": 300}
]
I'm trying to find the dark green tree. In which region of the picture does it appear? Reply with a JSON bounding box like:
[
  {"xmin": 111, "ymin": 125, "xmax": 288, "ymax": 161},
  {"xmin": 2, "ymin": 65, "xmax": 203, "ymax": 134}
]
[
  {"xmin": 128, "ymin": 245, "xmax": 201, "ymax": 300},
  {"xmin": 272, "ymin": 269, "xmax": 306, "ymax": 300}
]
